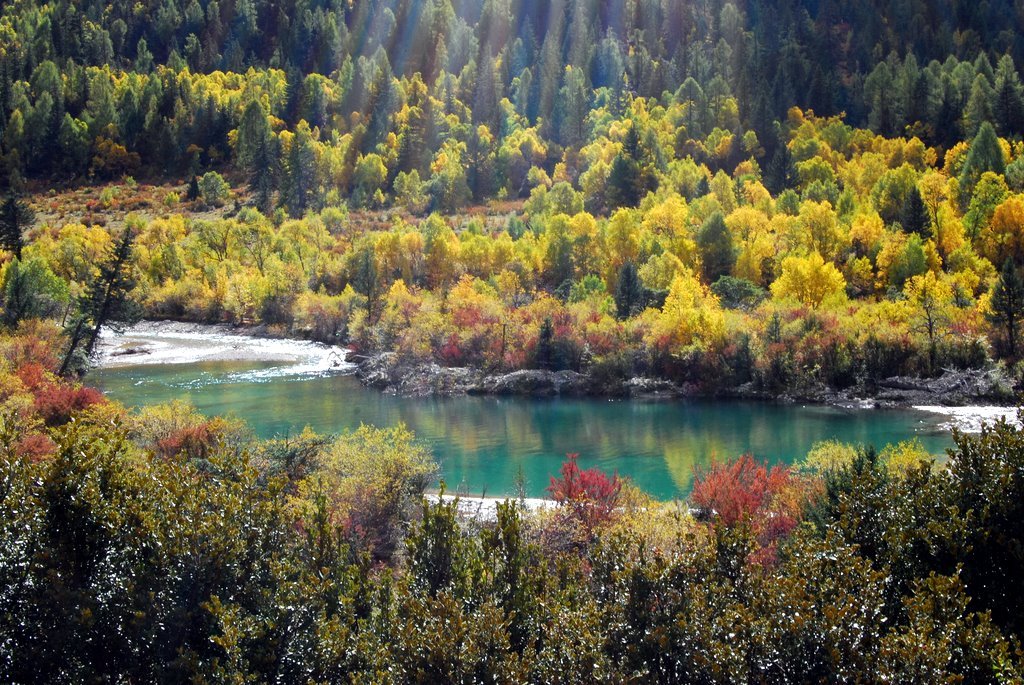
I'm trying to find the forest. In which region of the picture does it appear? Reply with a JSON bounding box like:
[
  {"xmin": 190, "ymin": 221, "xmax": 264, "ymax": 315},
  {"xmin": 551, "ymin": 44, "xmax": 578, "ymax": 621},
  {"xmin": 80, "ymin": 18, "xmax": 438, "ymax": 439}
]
[
  {"xmin": 4, "ymin": 1, "xmax": 1024, "ymax": 392},
  {"xmin": 3, "ymin": 0, "xmax": 1024, "ymax": 680}
]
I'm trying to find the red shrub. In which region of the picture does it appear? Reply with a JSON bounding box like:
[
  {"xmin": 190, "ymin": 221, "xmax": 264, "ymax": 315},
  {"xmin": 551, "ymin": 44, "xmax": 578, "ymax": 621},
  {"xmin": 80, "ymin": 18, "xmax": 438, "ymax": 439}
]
[
  {"xmin": 15, "ymin": 362, "xmax": 48, "ymax": 391},
  {"xmin": 548, "ymin": 453, "xmax": 622, "ymax": 530},
  {"xmin": 691, "ymin": 454, "xmax": 790, "ymax": 527},
  {"xmin": 16, "ymin": 432, "xmax": 57, "ymax": 461},
  {"xmin": 155, "ymin": 422, "xmax": 219, "ymax": 461},
  {"xmin": 691, "ymin": 454, "xmax": 802, "ymax": 565},
  {"xmin": 33, "ymin": 383, "xmax": 105, "ymax": 427},
  {"xmin": 2, "ymin": 325, "xmax": 61, "ymax": 371}
]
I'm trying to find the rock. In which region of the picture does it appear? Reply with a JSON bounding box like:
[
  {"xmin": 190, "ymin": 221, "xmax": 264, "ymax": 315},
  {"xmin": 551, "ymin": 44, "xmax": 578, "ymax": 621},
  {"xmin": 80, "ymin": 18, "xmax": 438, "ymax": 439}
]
[
  {"xmin": 474, "ymin": 369, "xmax": 590, "ymax": 397},
  {"xmin": 354, "ymin": 352, "xmax": 1017, "ymax": 409},
  {"xmin": 623, "ymin": 376, "xmax": 684, "ymax": 398}
]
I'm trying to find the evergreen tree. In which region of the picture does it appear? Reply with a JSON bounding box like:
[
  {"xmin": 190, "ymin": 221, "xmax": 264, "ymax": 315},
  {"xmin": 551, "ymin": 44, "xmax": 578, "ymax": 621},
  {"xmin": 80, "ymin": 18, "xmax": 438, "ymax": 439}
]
[
  {"xmin": 959, "ymin": 122, "xmax": 1005, "ymax": 207},
  {"xmin": 284, "ymin": 122, "xmax": 317, "ymax": 218},
  {"xmin": 697, "ymin": 211, "xmax": 735, "ymax": 284},
  {"xmin": 236, "ymin": 100, "xmax": 277, "ymax": 212},
  {"xmin": 535, "ymin": 317, "xmax": 554, "ymax": 369},
  {"xmin": 556, "ymin": 65, "xmax": 589, "ymax": 147},
  {"xmin": 995, "ymin": 76, "xmax": 1024, "ymax": 137},
  {"xmin": 0, "ymin": 196, "xmax": 34, "ymax": 259},
  {"xmin": 607, "ymin": 128, "xmax": 644, "ymax": 209},
  {"xmin": 186, "ymin": 175, "xmax": 200, "ymax": 201},
  {"xmin": 60, "ymin": 228, "xmax": 140, "ymax": 375},
  {"xmin": 900, "ymin": 186, "xmax": 932, "ymax": 238},
  {"xmin": 990, "ymin": 258, "xmax": 1024, "ymax": 359},
  {"xmin": 614, "ymin": 261, "xmax": 644, "ymax": 319}
]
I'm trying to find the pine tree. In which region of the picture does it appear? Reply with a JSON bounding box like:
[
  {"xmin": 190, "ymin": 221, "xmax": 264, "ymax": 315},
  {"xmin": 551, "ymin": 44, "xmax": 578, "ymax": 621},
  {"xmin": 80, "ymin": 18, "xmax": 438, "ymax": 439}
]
[
  {"xmin": 900, "ymin": 186, "xmax": 932, "ymax": 238},
  {"xmin": 186, "ymin": 175, "xmax": 200, "ymax": 201},
  {"xmin": 990, "ymin": 258, "xmax": 1024, "ymax": 359},
  {"xmin": 697, "ymin": 211, "xmax": 735, "ymax": 284},
  {"xmin": 535, "ymin": 317, "xmax": 554, "ymax": 369},
  {"xmin": 607, "ymin": 125, "xmax": 644, "ymax": 209},
  {"xmin": 606, "ymin": 154, "xmax": 641, "ymax": 209},
  {"xmin": 236, "ymin": 100, "xmax": 276, "ymax": 212},
  {"xmin": 0, "ymin": 196, "xmax": 34, "ymax": 259},
  {"xmin": 959, "ymin": 122, "xmax": 1005, "ymax": 208},
  {"xmin": 995, "ymin": 77, "xmax": 1024, "ymax": 137},
  {"xmin": 614, "ymin": 261, "xmax": 644, "ymax": 319},
  {"xmin": 284, "ymin": 121, "xmax": 317, "ymax": 218},
  {"xmin": 60, "ymin": 228, "xmax": 140, "ymax": 375}
]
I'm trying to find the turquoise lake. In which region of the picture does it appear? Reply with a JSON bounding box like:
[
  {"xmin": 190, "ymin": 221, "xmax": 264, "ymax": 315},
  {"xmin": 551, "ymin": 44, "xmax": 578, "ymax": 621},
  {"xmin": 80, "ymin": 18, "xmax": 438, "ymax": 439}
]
[{"xmin": 92, "ymin": 359, "xmax": 960, "ymax": 499}]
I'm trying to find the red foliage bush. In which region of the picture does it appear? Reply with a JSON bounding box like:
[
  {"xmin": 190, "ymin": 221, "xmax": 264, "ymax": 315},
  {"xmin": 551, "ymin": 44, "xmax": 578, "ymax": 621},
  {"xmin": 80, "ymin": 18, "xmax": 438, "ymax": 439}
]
[
  {"xmin": 33, "ymin": 383, "xmax": 105, "ymax": 427},
  {"xmin": 155, "ymin": 422, "xmax": 219, "ymax": 461},
  {"xmin": 548, "ymin": 453, "xmax": 622, "ymax": 530},
  {"xmin": 691, "ymin": 454, "xmax": 802, "ymax": 565},
  {"xmin": 15, "ymin": 361, "xmax": 105, "ymax": 426},
  {"xmin": 691, "ymin": 454, "xmax": 790, "ymax": 526},
  {"xmin": 16, "ymin": 432, "xmax": 57, "ymax": 461},
  {"xmin": 1, "ymin": 325, "xmax": 61, "ymax": 371},
  {"xmin": 15, "ymin": 362, "xmax": 48, "ymax": 390}
]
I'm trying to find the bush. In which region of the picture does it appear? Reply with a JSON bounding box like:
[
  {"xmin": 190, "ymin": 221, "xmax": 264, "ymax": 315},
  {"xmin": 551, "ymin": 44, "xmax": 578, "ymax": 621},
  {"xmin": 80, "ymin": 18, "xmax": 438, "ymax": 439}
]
[
  {"xmin": 547, "ymin": 453, "xmax": 621, "ymax": 532},
  {"xmin": 198, "ymin": 171, "xmax": 231, "ymax": 207},
  {"xmin": 296, "ymin": 423, "xmax": 437, "ymax": 560}
]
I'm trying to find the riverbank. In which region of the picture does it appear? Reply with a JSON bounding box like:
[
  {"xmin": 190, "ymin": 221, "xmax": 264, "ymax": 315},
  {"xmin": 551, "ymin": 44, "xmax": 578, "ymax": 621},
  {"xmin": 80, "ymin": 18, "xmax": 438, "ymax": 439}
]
[
  {"xmin": 96, "ymin": 321, "xmax": 353, "ymax": 377},
  {"xmin": 355, "ymin": 350, "xmax": 1020, "ymax": 411},
  {"xmin": 94, "ymin": 321, "xmax": 1021, "ymax": 434},
  {"xmin": 428, "ymin": 494, "xmax": 557, "ymax": 522}
]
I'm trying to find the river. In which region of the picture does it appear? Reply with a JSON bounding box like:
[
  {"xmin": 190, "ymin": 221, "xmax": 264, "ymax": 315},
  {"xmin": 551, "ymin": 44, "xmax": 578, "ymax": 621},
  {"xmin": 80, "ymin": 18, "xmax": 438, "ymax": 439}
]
[{"xmin": 93, "ymin": 324, "xmax": 1014, "ymax": 499}]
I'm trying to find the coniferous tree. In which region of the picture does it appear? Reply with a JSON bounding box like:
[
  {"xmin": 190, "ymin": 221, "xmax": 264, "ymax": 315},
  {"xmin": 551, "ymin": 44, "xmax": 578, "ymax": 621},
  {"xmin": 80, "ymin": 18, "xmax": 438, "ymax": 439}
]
[
  {"xmin": 535, "ymin": 316, "xmax": 554, "ymax": 369},
  {"xmin": 236, "ymin": 100, "xmax": 277, "ymax": 212},
  {"xmin": 0, "ymin": 196, "xmax": 33, "ymax": 259},
  {"xmin": 614, "ymin": 261, "xmax": 644, "ymax": 319},
  {"xmin": 697, "ymin": 211, "xmax": 735, "ymax": 284},
  {"xmin": 990, "ymin": 258, "xmax": 1024, "ymax": 359},
  {"xmin": 995, "ymin": 77, "xmax": 1024, "ymax": 136},
  {"xmin": 959, "ymin": 122, "xmax": 1005, "ymax": 207},
  {"xmin": 284, "ymin": 121, "xmax": 317, "ymax": 217},
  {"xmin": 60, "ymin": 228, "xmax": 140, "ymax": 375},
  {"xmin": 900, "ymin": 186, "xmax": 932, "ymax": 239},
  {"xmin": 607, "ymin": 125, "xmax": 643, "ymax": 208}
]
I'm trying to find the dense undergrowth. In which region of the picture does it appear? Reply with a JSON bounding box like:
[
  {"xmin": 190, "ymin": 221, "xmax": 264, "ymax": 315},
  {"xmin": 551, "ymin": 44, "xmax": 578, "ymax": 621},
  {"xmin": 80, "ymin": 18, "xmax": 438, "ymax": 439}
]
[{"xmin": 1, "ymin": 325, "xmax": 1023, "ymax": 682}]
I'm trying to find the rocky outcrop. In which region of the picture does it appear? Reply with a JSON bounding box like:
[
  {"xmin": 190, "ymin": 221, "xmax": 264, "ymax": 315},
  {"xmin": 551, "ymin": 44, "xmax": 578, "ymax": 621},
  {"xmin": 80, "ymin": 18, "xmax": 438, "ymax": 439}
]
[
  {"xmin": 356, "ymin": 353, "xmax": 1018, "ymax": 407},
  {"xmin": 473, "ymin": 369, "xmax": 590, "ymax": 396},
  {"xmin": 870, "ymin": 368, "xmax": 1015, "ymax": 406},
  {"xmin": 355, "ymin": 354, "xmax": 692, "ymax": 399}
]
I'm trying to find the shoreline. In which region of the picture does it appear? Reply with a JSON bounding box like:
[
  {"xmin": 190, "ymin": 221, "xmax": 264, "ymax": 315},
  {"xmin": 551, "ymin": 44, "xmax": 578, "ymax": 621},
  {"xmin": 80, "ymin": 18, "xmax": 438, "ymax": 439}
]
[
  {"xmin": 427, "ymin": 494, "xmax": 557, "ymax": 522},
  {"xmin": 95, "ymin": 321, "xmax": 354, "ymax": 377},
  {"xmin": 94, "ymin": 320, "xmax": 1021, "ymax": 433},
  {"xmin": 355, "ymin": 350, "xmax": 1021, "ymax": 426}
]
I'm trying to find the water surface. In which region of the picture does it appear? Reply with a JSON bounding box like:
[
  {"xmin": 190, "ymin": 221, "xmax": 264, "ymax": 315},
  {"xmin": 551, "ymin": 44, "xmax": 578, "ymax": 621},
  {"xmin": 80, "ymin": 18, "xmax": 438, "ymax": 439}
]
[{"xmin": 93, "ymin": 360, "xmax": 958, "ymax": 499}]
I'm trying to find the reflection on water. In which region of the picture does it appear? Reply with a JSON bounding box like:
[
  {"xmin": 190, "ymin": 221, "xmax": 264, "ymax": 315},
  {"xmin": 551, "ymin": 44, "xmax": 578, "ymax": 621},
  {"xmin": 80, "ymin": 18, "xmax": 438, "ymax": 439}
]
[{"xmin": 94, "ymin": 361, "xmax": 955, "ymax": 499}]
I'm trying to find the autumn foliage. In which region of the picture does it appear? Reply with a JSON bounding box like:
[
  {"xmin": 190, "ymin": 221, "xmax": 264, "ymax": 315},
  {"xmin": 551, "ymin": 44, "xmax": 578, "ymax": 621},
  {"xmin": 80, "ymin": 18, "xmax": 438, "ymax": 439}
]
[
  {"xmin": 548, "ymin": 452, "xmax": 622, "ymax": 530},
  {"xmin": 691, "ymin": 454, "xmax": 804, "ymax": 563}
]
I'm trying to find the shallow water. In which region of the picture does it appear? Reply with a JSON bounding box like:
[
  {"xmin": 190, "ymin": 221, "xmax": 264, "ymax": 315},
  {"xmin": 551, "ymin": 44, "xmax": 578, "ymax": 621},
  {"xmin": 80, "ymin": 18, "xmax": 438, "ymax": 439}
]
[{"xmin": 93, "ymin": 357, "xmax": 962, "ymax": 499}]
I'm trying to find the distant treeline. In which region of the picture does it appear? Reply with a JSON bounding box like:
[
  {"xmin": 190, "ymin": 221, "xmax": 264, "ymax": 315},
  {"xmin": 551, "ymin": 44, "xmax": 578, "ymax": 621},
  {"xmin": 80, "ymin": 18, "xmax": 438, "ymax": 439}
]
[{"xmin": 3, "ymin": 0, "xmax": 1024, "ymax": 195}]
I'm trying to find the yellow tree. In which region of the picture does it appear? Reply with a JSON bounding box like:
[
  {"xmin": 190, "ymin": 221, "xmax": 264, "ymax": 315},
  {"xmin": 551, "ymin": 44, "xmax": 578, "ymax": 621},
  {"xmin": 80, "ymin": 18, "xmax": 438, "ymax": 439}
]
[
  {"xmin": 903, "ymin": 270, "xmax": 954, "ymax": 373},
  {"xmin": 650, "ymin": 270, "xmax": 726, "ymax": 354},
  {"xmin": 771, "ymin": 252, "xmax": 847, "ymax": 307},
  {"xmin": 980, "ymin": 196, "xmax": 1024, "ymax": 267},
  {"xmin": 726, "ymin": 206, "xmax": 772, "ymax": 285},
  {"xmin": 797, "ymin": 200, "xmax": 846, "ymax": 261}
]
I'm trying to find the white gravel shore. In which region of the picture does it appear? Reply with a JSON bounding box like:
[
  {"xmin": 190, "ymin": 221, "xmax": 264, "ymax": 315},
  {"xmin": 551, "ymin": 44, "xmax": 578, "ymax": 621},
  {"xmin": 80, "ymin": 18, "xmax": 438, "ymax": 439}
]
[
  {"xmin": 912, "ymin": 405, "xmax": 1021, "ymax": 433},
  {"xmin": 428, "ymin": 494, "xmax": 557, "ymax": 522},
  {"xmin": 96, "ymin": 321, "xmax": 352, "ymax": 378}
]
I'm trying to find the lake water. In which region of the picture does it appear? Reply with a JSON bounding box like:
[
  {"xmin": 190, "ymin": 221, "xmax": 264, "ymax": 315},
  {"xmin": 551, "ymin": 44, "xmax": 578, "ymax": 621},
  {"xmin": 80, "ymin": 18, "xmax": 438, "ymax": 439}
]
[{"xmin": 93, "ymin": 359, "xmax": 960, "ymax": 499}]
